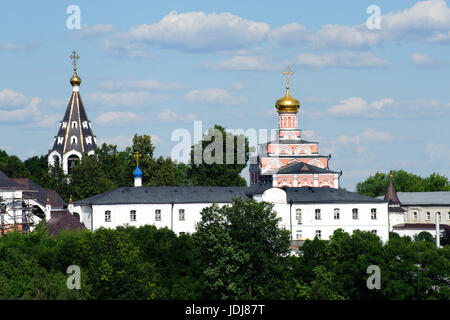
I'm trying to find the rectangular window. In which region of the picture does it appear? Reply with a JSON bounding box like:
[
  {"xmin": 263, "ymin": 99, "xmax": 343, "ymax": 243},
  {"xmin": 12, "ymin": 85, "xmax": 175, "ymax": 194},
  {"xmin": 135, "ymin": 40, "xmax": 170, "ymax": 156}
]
[
  {"xmin": 315, "ymin": 230, "xmax": 321, "ymax": 240},
  {"xmin": 155, "ymin": 209, "xmax": 161, "ymax": 221},
  {"xmin": 371, "ymin": 208, "xmax": 377, "ymax": 220},
  {"xmin": 334, "ymin": 208, "xmax": 340, "ymax": 220},
  {"xmin": 448, "ymin": 212, "xmax": 450, "ymax": 220},
  {"xmin": 130, "ymin": 210, "xmax": 136, "ymax": 222},
  {"xmin": 426, "ymin": 212, "xmax": 431, "ymax": 220},
  {"xmin": 436, "ymin": 212, "xmax": 441, "ymax": 221},
  {"xmin": 105, "ymin": 210, "xmax": 111, "ymax": 222},
  {"xmin": 352, "ymin": 208, "xmax": 359, "ymax": 220},
  {"xmin": 179, "ymin": 209, "xmax": 185, "ymax": 221},
  {"xmin": 296, "ymin": 209, "xmax": 302, "ymax": 224},
  {"xmin": 296, "ymin": 230, "xmax": 302, "ymax": 240},
  {"xmin": 315, "ymin": 209, "xmax": 321, "ymax": 220},
  {"xmin": 413, "ymin": 212, "xmax": 418, "ymax": 220}
]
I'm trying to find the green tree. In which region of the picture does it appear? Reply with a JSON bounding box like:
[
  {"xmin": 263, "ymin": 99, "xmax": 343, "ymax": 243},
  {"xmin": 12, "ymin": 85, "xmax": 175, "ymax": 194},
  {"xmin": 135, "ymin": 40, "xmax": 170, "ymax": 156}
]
[
  {"xmin": 194, "ymin": 198, "xmax": 291, "ymax": 299},
  {"xmin": 68, "ymin": 154, "xmax": 116, "ymax": 201},
  {"xmin": 40, "ymin": 161, "xmax": 70, "ymax": 201},
  {"xmin": 23, "ymin": 155, "xmax": 48, "ymax": 186},
  {"xmin": 188, "ymin": 125, "xmax": 249, "ymax": 186},
  {"xmin": 0, "ymin": 150, "xmax": 29, "ymax": 178}
]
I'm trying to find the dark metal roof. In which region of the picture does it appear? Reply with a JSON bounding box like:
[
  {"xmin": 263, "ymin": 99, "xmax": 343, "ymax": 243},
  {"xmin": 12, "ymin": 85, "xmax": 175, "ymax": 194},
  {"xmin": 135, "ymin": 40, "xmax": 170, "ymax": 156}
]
[
  {"xmin": 0, "ymin": 170, "xmax": 26, "ymax": 189},
  {"xmin": 75, "ymin": 186, "xmax": 252, "ymax": 205},
  {"xmin": 46, "ymin": 210, "xmax": 87, "ymax": 237},
  {"xmin": 75, "ymin": 186, "xmax": 385, "ymax": 206},
  {"xmin": 284, "ymin": 187, "xmax": 386, "ymax": 204},
  {"xmin": 276, "ymin": 162, "xmax": 338, "ymax": 175},
  {"xmin": 12, "ymin": 178, "xmax": 66, "ymax": 208},
  {"xmin": 49, "ymin": 91, "xmax": 97, "ymax": 155},
  {"xmin": 384, "ymin": 180, "xmax": 401, "ymax": 205}
]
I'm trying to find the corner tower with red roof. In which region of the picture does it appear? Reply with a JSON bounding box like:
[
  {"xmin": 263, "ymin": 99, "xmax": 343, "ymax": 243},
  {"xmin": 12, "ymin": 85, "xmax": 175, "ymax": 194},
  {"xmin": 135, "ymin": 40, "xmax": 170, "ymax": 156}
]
[{"xmin": 250, "ymin": 66, "xmax": 342, "ymax": 188}]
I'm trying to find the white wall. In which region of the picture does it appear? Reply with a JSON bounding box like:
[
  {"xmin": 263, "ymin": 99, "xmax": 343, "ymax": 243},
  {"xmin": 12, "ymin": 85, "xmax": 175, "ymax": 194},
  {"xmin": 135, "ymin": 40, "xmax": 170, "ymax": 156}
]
[{"xmin": 76, "ymin": 191, "xmax": 389, "ymax": 242}]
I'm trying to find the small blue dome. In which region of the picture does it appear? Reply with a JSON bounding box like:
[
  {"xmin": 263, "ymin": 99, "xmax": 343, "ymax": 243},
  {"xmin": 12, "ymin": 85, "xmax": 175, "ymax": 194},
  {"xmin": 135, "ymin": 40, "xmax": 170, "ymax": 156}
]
[{"xmin": 133, "ymin": 166, "xmax": 143, "ymax": 178}]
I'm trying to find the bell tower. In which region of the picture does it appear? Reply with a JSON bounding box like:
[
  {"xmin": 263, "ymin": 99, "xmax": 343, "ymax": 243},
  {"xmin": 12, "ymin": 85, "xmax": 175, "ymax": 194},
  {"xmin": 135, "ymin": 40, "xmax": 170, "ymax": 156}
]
[{"xmin": 48, "ymin": 51, "xmax": 97, "ymax": 174}]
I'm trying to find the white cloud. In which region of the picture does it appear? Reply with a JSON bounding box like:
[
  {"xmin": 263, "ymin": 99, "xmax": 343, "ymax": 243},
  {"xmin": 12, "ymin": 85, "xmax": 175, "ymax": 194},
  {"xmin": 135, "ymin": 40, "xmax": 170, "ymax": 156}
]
[
  {"xmin": 86, "ymin": 91, "xmax": 169, "ymax": 107},
  {"xmin": 184, "ymin": 88, "xmax": 247, "ymax": 105},
  {"xmin": 104, "ymin": 11, "xmax": 270, "ymax": 55},
  {"xmin": 0, "ymin": 88, "xmax": 30, "ymax": 108},
  {"xmin": 157, "ymin": 109, "xmax": 197, "ymax": 122},
  {"xmin": 294, "ymin": 52, "xmax": 387, "ymax": 69},
  {"xmin": 210, "ymin": 55, "xmax": 276, "ymax": 71},
  {"xmin": 0, "ymin": 42, "xmax": 38, "ymax": 52},
  {"xmin": 410, "ymin": 53, "xmax": 435, "ymax": 65},
  {"xmin": 359, "ymin": 128, "xmax": 394, "ymax": 144},
  {"xmin": 327, "ymin": 97, "xmax": 394, "ymax": 118},
  {"xmin": 232, "ymin": 82, "xmax": 245, "ymax": 91},
  {"xmin": 75, "ymin": 24, "xmax": 114, "ymax": 38},
  {"xmin": 272, "ymin": 0, "xmax": 450, "ymax": 49},
  {"xmin": 96, "ymin": 111, "xmax": 139, "ymax": 125},
  {"xmin": 0, "ymin": 97, "xmax": 42, "ymax": 123}
]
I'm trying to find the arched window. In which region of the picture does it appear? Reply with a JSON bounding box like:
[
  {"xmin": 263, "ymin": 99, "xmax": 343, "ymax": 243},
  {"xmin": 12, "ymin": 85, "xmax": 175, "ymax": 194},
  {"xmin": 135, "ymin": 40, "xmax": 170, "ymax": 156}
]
[
  {"xmin": 71, "ymin": 136, "xmax": 78, "ymax": 144},
  {"xmin": 72, "ymin": 121, "xmax": 78, "ymax": 129},
  {"xmin": 296, "ymin": 209, "xmax": 302, "ymax": 224},
  {"xmin": 67, "ymin": 154, "xmax": 80, "ymax": 174}
]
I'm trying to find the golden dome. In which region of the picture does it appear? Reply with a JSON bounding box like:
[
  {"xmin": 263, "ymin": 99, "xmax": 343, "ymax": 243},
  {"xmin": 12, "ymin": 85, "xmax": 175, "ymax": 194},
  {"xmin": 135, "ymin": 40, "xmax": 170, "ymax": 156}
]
[
  {"xmin": 70, "ymin": 69, "xmax": 81, "ymax": 86},
  {"xmin": 276, "ymin": 86, "xmax": 300, "ymax": 113}
]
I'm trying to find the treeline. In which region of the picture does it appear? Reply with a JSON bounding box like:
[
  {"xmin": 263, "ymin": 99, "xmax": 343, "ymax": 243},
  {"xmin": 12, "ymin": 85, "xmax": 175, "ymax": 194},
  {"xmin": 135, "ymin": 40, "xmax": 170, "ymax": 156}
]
[
  {"xmin": 0, "ymin": 198, "xmax": 449, "ymax": 300},
  {"xmin": 356, "ymin": 170, "xmax": 450, "ymax": 197},
  {"xmin": 0, "ymin": 125, "xmax": 249, "ymax": 202}
]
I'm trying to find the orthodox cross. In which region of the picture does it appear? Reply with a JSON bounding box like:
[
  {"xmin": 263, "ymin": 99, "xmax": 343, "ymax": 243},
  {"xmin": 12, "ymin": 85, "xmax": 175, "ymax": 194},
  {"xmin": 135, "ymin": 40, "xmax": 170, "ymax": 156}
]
[
  {"xmin": 134, "ymin": 152, "xmax": 141, "ymax": 167},
  {"xmin": 282, "ymin": 66, "xmax": 294, "ymax": 89},
  {"xmin": 70, "ymin": 50, "xmax": 80, "ymax": 70}
]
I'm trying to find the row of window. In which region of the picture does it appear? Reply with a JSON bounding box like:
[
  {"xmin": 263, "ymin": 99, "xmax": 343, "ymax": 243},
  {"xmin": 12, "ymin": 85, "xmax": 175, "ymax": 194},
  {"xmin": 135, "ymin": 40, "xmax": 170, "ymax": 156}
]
[
  {"xmin": 61, "ymin": 121, "xmax": 90, "ymax": 130},
  {"xmin": 412, "ymin": 211, "xmax": 450, "ymax": 221},
  {"xmin": 295, "ymin": 208, "xmax": 377, "ymax": 223},
  {"xmin": 56, "ymin": 136, "xmax": 94, "ymax": 145},
  {"xmin": 104, "ymin": 209, "xmax": 186, "ymax": 223},
  {"xmin": 296, "ymin": 229, "xmax": 377, "ymax": 240}
]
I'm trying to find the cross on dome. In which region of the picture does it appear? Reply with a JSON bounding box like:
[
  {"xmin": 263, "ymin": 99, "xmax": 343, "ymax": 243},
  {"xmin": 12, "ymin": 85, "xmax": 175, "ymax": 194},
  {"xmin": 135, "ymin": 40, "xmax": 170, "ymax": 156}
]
[
  {"xmin": 70, "ymin": 50, "xmax": 80, "ymax": 70},
  {"xmin": 282, "ymin": 66, "xmax": 294, "ymax": 89}
]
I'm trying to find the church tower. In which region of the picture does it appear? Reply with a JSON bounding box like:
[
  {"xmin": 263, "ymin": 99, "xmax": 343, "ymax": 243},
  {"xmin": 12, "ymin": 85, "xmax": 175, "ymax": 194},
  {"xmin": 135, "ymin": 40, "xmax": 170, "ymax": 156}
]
[
  {"xmin": 48, "ymin": 51, "xmax": 97, "ymax": 174},
  {"xmin": 250, "ymin": 66, "xmax": 341, "ymax": 188}
]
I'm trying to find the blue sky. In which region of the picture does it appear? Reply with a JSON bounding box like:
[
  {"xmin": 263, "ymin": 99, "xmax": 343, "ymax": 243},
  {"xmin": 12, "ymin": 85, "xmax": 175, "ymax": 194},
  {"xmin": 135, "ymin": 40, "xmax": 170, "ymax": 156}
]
[{"xmin": 0, "ymin": 0, "xmax": 449, "ymax": 190}]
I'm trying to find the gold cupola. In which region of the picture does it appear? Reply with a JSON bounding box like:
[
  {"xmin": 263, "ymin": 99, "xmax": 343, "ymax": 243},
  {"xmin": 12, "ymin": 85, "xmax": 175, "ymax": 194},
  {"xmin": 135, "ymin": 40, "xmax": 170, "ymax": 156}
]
[
  {"xmin": 276, "ymin": 66, "xmax": 300, "ymax": 113},
  {"xmin": 69, "ymin": 50, "xmax": 81, "ymax": 87}
]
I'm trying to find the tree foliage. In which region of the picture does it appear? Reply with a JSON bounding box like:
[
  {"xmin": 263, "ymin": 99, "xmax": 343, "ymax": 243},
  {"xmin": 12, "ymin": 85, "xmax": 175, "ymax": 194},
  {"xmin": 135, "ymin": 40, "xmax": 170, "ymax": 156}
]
[{"xmin": 356, "ymin": 170, "xmax": 450, "ymax": 197}]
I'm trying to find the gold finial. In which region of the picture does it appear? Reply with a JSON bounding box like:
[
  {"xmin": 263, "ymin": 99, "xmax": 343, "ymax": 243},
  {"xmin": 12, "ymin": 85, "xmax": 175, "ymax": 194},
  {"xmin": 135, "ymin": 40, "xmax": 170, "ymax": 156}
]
[
  {"xmin": 134, "ymin": 152, "xmax": 141, "ymax": 166},
  {"xmin": 70, "ymin": 50, "xmax": 80, "ymax": 71},
  {"xmin": 389, "ymin": 171, "xmax": 393, "ymax": 179},
  {"xmin": 282, "ymin": 66, "xmax": 294, "ymax": 90}
]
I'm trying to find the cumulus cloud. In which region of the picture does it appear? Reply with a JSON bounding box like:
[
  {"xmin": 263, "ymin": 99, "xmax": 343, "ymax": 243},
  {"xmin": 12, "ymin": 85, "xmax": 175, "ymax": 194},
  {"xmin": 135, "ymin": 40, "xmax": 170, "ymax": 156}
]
[
  {"xmin": 184, "ymin": 88, "xmax": 247, "ymax": 105},
  {"xmin": 359, "ymin": 128, "xmax": 394, "ymax": 144},
  {"xmin": 0, "ymin": 89, "xmax": 30, "ymax": 108},
  {"xmin": 0, "ymin": 97, "xmax": 41, "ymax": 122},
  {"xmin": 294, "ymin": 51, "xmax": 387, "ymax": 69},
  {"xmin": 327, "ymin": 97, "xmax": 394, "ymax": 118},
  {"xmin": 104, "ymin": 11, "xmax": 270, "ymax": 56},
  {"xmin": 272, "ymin": 0, "xmax": 450, "ymax": 49}
]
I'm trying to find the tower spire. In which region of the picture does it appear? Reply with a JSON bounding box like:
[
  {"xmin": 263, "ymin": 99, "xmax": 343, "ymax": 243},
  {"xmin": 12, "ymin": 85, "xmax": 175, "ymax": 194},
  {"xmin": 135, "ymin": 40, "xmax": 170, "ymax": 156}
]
[{"xmin": 70, "ymin": 50, "xmax": 81, "ymax": 88}]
